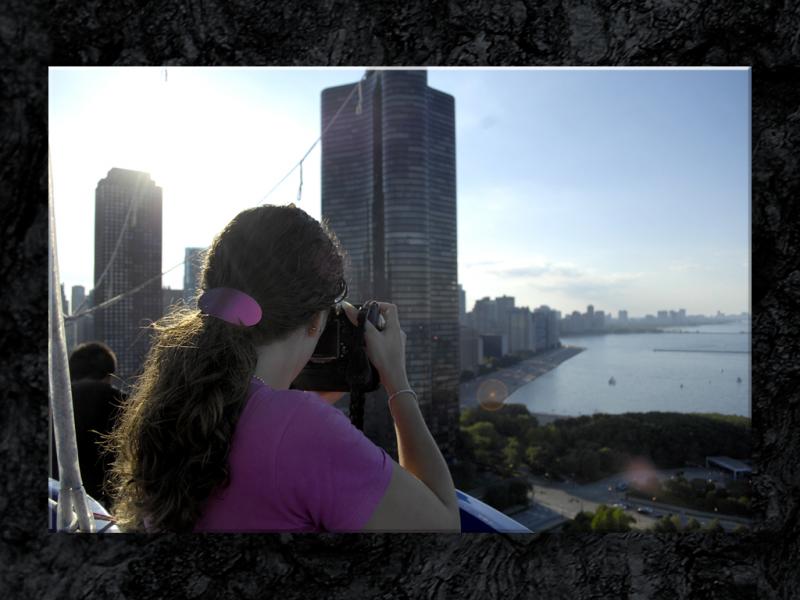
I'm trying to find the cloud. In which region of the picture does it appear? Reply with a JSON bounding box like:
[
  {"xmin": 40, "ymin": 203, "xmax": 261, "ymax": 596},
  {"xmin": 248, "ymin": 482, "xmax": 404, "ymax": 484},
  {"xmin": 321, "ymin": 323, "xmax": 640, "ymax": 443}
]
[
  {"xmin": 477, "ymin": 258, "xmax": 642, "ymax": 296},
  {"xmin": 492, "ymin": 264, "xmax": 583, "ymax": 279},
  {"xmin": 465, "ymin": 260, "xmax": 500, "ymax": 269}
]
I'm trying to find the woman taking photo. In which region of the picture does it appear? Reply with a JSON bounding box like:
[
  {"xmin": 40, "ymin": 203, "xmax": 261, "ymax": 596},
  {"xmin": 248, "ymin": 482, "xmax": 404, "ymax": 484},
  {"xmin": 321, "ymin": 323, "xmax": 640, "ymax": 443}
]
[{"xmin": 106, "ymin": 204, "xmax": 460, "ymax": 532}]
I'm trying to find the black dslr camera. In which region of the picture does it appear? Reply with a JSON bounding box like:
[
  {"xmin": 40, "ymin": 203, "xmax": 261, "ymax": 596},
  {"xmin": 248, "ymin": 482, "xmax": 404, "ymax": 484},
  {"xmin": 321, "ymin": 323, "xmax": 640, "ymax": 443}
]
[{"xmin": 291, "ymin": 301, "xmax": 383, "ymax": 393}]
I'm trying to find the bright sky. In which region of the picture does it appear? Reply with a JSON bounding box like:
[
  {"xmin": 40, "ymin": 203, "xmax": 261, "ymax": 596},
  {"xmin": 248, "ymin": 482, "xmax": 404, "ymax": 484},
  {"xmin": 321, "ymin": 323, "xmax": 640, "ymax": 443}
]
[{"xmin": 49, "ymin": 67, "xmax": 750, "ymax": 318}]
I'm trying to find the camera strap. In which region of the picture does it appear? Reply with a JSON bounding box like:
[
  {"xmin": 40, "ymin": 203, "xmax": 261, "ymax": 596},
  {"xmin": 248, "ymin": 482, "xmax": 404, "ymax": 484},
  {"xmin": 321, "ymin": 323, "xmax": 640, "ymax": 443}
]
[{"xmin": 346, "ymin": 307, "xmax": 373, "ymax": 430}]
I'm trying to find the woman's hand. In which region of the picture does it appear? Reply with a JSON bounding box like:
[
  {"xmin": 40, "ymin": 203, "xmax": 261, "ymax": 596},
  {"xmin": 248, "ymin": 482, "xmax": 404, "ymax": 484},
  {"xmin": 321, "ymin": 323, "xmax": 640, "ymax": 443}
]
[{"xmin": 342, "ymin": 301, "xmax": 410, "ymax": 395}]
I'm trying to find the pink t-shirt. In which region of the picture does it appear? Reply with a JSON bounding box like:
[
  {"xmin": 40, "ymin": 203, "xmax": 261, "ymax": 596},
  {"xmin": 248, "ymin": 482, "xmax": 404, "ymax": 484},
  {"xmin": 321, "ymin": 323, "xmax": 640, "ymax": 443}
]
[{"xmin": 193, "ymin": 378, "xmax": 393, "ymax": 532}]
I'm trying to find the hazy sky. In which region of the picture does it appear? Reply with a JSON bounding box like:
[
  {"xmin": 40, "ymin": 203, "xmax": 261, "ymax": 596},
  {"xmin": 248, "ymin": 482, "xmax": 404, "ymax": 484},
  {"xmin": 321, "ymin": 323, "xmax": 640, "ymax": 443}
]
[{"xmin": 49, "ymin": 67, "xmax": 750, "ymax": 317}]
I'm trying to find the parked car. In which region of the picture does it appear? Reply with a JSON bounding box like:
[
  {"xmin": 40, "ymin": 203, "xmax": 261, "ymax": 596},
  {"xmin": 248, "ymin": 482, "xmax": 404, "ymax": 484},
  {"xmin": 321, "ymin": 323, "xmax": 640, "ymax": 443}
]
[
  {"xmin": 615, "ymin": 481, "xmax": 629, "ymax": 491},
  {"xmin": 636, "ymin": 506, "xmax": 653, "ymax": 515}
]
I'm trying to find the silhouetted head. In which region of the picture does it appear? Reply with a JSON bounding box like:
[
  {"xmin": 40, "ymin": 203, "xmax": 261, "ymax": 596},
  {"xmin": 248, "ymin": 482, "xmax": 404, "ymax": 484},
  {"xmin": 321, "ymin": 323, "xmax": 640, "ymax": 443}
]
[{"xmin": 69, "ymin": 341, "xmax": 117, "ymax": 382}]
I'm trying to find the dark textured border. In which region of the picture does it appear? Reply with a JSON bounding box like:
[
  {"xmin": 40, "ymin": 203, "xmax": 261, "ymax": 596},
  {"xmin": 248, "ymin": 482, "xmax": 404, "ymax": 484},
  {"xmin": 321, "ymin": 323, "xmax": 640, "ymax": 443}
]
[{"xmin": 2, "ymin": 1, "xmax": 798, "ymax": 598}]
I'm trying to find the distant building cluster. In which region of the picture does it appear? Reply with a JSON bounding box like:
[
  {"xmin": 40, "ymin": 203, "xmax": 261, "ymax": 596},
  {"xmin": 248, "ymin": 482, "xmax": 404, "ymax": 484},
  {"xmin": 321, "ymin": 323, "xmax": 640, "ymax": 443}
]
[
  {"xmin": 559, "ymin": 305, "xmax": 748, "ymax": 335},
  {"xmin": 459, "ymin": 293, "xmax": 561, "ymax": 375},
  {"xmin": 561, "ymin": 304, "xmax": 607, "ymax": 334}
]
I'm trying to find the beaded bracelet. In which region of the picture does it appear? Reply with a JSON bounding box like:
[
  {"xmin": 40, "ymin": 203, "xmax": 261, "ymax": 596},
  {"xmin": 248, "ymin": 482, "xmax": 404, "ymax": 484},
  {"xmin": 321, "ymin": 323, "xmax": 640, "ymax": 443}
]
[{"xmin": 387, "ymin": 388, "xmax": 417, "ymax": 405}]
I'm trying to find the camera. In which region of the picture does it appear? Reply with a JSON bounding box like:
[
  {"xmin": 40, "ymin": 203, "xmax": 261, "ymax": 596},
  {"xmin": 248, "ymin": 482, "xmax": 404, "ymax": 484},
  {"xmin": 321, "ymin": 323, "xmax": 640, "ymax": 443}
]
[{"xmin": 290, "ymin": 301, "xmax": 383, "ymax": 393}]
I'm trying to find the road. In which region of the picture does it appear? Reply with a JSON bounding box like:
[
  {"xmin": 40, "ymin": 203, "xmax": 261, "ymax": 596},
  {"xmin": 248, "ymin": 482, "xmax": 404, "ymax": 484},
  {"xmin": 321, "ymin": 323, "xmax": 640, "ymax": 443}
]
[{"xmin": 524, "ymin": 467, "xmax": 752, "ymax": 531}]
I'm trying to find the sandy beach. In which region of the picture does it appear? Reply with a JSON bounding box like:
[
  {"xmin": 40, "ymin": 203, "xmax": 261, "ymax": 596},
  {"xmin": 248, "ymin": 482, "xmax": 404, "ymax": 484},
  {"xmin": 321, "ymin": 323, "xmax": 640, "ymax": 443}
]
[{"xmin": 459, "ymin": 345, "xmax": 584, "ymax": 423}]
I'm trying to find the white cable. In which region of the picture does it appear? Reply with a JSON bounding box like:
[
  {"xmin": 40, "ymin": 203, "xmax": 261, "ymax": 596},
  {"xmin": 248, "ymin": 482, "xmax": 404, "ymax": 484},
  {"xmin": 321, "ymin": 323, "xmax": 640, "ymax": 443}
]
[
  {"xmin": 65, "ymin": 259, "xmax": 185, "ymax": 322},
  {"xmin": 259, "ymin": 73, "xmax": 368, "ymax": 205},
  {"xmin": 49, "ymin": 147, "xmax": 96, "ymax": 533}
]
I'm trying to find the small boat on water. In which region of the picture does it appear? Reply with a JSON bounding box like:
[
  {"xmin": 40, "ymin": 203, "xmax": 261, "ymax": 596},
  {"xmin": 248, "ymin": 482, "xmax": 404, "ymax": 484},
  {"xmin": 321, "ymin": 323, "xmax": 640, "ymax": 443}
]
[
  {"xmin": 737, "ymin": 377, "xmax": 742, "ymax": 383},
  {"xmin": 608, "ymin": 376, "xmax": 616, "ymax": 386}
]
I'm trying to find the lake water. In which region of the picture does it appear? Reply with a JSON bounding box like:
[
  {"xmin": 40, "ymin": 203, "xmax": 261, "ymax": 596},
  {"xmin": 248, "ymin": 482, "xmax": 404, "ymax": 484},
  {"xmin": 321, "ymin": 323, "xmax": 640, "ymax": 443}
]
[{"xmin": 507, "ymin": 321, "xmax": 751, "ymax": 418}]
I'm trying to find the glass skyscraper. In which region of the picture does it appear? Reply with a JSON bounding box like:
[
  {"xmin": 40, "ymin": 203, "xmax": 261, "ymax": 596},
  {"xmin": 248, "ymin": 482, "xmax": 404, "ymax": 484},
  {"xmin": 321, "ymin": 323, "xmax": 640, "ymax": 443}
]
[
  {"xmin": 93, "ymin": 168, "xmax": 162, "ymax": 384},
  {"xmin": 320, "ymin": 70, "xmax": 459, "ymax": 459}
]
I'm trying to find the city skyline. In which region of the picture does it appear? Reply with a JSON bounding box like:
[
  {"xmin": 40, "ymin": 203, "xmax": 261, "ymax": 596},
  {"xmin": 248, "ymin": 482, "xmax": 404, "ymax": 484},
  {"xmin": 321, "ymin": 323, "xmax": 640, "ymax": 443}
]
[{"xmin": 49, "ymin": 67, "xmax": 750, "ymax": 317}]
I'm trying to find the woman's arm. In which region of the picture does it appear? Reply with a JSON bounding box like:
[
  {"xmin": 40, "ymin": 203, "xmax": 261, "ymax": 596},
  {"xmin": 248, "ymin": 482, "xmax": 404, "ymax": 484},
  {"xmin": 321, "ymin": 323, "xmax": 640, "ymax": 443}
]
[
  {"xmin": 359, "ymin": 388, "xmax": 460, "ymax": 532},
  {"xmin": 343, "ymin": 302, "xmax": 460, "ymax": 532}
]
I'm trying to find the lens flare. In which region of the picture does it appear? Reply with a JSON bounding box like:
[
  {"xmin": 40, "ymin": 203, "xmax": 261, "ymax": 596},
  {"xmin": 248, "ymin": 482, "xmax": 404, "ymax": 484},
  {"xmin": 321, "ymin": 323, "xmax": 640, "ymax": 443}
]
[
  {"xmin": 477, "ymin": 379, "xmax": 509, "ymax": 411},
  {"xmin": 623, "ymin": 456, "xmax": 659, "ymax": 492}
]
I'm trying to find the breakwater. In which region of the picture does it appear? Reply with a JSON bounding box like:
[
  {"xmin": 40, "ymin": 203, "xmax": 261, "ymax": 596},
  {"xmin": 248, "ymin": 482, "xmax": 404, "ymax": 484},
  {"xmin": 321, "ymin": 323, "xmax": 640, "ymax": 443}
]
[
  {"xmin": 459, "ymin": 345, "xmax": 585, "ymax": 415},
  {"xmin": 653, "ymin": 349, "xmax": 750, "ymax": 354}
]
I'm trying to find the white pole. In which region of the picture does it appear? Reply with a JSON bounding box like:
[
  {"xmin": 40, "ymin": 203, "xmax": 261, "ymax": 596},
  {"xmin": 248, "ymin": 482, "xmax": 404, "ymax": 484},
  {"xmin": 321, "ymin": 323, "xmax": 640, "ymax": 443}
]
[{"xmin": 48, "ymin": 147, "xmax": 95, "ymax": 533}]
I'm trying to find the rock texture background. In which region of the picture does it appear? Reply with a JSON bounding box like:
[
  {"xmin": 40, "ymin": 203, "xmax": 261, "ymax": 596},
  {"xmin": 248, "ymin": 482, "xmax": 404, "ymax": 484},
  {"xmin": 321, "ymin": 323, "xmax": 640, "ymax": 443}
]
[{"xmin": 2, "ymin": 1, "xmax": 798, "ymax": 597}]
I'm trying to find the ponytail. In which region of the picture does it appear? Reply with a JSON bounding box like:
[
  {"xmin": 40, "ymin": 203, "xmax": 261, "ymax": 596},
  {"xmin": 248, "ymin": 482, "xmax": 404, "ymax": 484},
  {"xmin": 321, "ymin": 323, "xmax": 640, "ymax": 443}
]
[{"xmin": 106, "ymin": 308, "xmax": 257, "ymax": 532}]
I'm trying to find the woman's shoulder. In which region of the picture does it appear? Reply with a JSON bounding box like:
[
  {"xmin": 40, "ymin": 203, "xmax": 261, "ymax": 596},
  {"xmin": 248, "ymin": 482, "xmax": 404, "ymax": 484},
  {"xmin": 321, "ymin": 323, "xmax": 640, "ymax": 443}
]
[{"xmin": 251, "ymin": 382, "xmax": 339, "ymax": 420}]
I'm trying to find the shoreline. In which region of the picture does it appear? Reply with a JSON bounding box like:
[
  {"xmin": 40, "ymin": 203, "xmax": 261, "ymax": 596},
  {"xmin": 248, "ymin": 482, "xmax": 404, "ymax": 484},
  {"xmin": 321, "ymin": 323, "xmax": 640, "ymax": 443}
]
[{"xmin": 459, "ymin": 345, "xmax": 584, "ymax": 421}]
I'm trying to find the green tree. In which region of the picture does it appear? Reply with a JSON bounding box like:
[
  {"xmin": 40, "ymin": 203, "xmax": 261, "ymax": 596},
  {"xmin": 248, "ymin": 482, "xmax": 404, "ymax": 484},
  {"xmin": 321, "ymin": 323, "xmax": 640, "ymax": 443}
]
[
  {"xmin": 463, "ymin": 421, "xmax": 504, "ymax": 470},
  {"xmin": 590, "ymin": 505, "xmax": 634, "ymax": 533},
  {"xmin": 652, "ymin": 515, "xmax": 680, "ymax": 533},
  {"xmin": 704, "ymin": 518, "xmax": 723, "ymax": 533},
  {"xmin": 684, "ymin": 518, "xmax": 702, "ymax": 532},
  {"xmin": 564, "ymin": 511, "xmax": 593, "ymax": 533},
  {"xmin": 482, "ymin": 479, "xmax": 530, "ymax": 511}
]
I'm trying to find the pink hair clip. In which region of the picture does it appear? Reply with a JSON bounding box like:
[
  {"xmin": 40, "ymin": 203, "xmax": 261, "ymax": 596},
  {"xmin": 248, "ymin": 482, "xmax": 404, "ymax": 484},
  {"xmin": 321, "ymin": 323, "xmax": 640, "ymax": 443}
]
[{"xmin": 197, "ymin": 287, "xmax": 263, "ymax": 327}]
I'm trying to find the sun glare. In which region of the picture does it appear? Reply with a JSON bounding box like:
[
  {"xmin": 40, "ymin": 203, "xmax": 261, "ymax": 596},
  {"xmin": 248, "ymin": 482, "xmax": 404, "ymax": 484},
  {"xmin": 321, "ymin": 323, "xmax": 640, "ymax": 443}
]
[{"xmin": 52, "ymin": 67, "xmax": 324, "ymax": 289}]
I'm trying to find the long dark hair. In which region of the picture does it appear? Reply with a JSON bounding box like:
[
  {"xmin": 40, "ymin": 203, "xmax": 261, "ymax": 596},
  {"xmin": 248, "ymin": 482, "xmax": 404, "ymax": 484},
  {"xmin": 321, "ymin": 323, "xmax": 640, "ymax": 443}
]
[{"xmin": 105, "ymin": 204, "xmax": 346, "ymax": 532}]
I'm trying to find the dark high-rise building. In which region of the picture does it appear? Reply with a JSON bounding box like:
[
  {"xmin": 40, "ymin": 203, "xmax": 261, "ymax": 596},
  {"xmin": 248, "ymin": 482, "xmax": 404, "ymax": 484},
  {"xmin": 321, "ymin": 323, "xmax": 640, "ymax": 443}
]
[
  {"xmin": 473, "ymin": 297, "xmax": 497, "ymax": 334},
  {"xmin": 495, "ymin": 294, "xmax": 515, "ymax": 341},
  {"xmin": 321, "ymin": 69, "xmax": 459, "ymax": 459},
  {"xmin": 68, "ymin": 287, "xmax": 95, "ymax": 350},
  {"xmin": 458, "ymin": 284, "xmax": 466, "ymax": 325},
  {"xmin": 94, "ymin": 168, "xmax": 162, "ymax": 383},
  {"xmin": 509, "ymin": 306, "xmax": 533, "ymax": 352},
  {"xmin": 183, "ymin": 247, "xmax": 207, "ymax": 307},
  {"xmin": 71, "ymin": 285, "xmax": 86, "ymax": 317},
  {"xmin": 459, "ymin": 325, "xmax": 483, "ymax": 375}
]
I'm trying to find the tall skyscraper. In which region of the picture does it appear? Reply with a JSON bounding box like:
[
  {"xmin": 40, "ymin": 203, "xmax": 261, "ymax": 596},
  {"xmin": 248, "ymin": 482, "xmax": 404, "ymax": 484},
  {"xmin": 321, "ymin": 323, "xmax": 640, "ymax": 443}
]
[
  {"xmin": 94, "ymin": 168, "xmax": 162, "ymax": 383},
  {"xmin": 473, "ymin": 297, "xmax": 497, "ymax": 334},
  {"xmin": 321, "ymin": 69, "xmax": 459, "ymax": 459},
  {"xmin": 66, "ymin": 285, "xmax": 94, "ymax": 351},
  {"xmin": 183, "ymin": 247, "xmax": 207, "ymax": 307},
  {"xmin": 71, "ymin": 285, "xmax": 86, "ymax": 317},
  {"xmin": 458, "ymin": 284, "xmax": 466, "ymax": 325}
]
